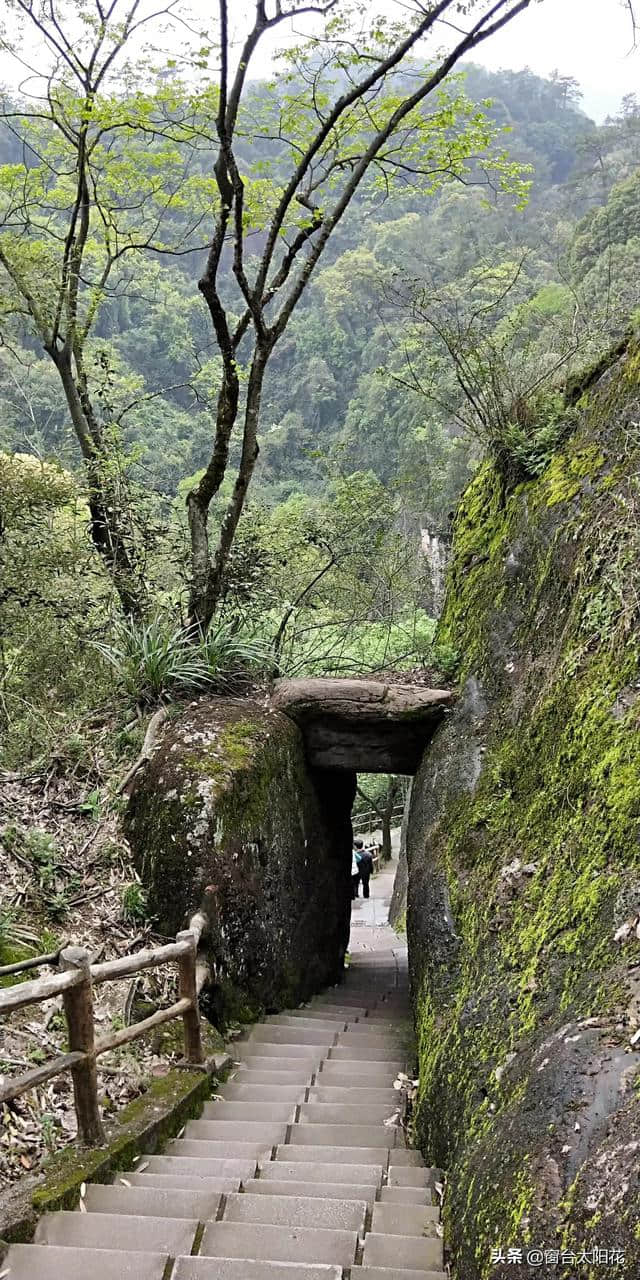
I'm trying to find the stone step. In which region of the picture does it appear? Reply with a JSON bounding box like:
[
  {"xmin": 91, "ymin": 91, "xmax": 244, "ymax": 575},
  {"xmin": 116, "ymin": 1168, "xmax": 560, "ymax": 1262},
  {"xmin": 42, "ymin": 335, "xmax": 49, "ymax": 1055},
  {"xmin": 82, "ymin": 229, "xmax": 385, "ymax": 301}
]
[
  {"xmin": 3, "ymin": 1244, "xmax": 168, "ymax": 1280},
  {"xmin": 266, "ymin": 1015, "xmax": 347, "ymax": 1031},
  {"xmin": 309, "ymin": 1000, "xmax": 377, "ymax": 1011},
  {"xmin": 286, "ymin": 1123, "xmax": 396, "ymax": 1149},
  {"xmin": 388, "ymin": 1167, "xmax": 432, "ymax": 1188},
  {"xmin": 388, "ymin": 1150, "xmax": 424, "ymax": 1166},
  {"xmin": 259, "ymin": 1160, "xmax": 382, "ymax": 1186},
  {"xmin": 361, "ymin": 1026, "xmax": 409, "ymax": 1036},
  {"xmin": 184, "ymin": 1120, "xmax": 289, "ymax": 1145},
  {"xmin": 174, "ymin": 1260, "xmax": 342, "ymax": 1280},
  {"xmin": 318, "ymin": 1062, "xmax": 398, "ymax": 1083},
  {"xmin": 237, "ymin": 1043, "xmax": 327, "ymax": 1059},
  {"xmin": 356, "ymin": 1269, "xmax": 445, "ymax": 1280},
  {"xmin": 274, "ymin": 1143, "xmax": 388, "ymax": 1166},
  {"xmin": 309, "ymin": 1086, "xmax": 399, "ymax": 1105},
  {"xmin": 223, "ymin": 1191, "xmax": 366, "ymax": 1233},
  {"xmin": 218, "ymin": 1083, "xmax": 308, "ymax": 1103},
  {"xmin": 328, "ymin": 1046, "xmax": 405, "ymax": 1064},
  {"xmin": 199, "ymin": 1221, "xmax": 358, "ymax": 1267},
  {"xmin": 123, "ymin": 1172, "xmax": 240, "ymax": 1193},
  {"xmin": 235, "ymin": 1054, "xmax": 324, "ymax": 1070},
  {"xmin": 34, "ymin": 1210, "xmax": 198, "ymax": 1256},
  {"xmin": 141, "ymin": 1155, "xmax": 257, "ymax": 1180},
  {"xmin": 83, "ymin": 1183, "xmax": 220, "ymax": 1219},
  {"xmin": 325, "ymin": 985, "xmax": 389, "ymax": 994},
  {"xmin": 344, "ymin": 1022, "xmax": 402, "ymax": 1034},
  {"xmin": 200, "ymin": 1101, "xmax": 296, "ymax": 1122},
  {"xmin": 315, "ymin": 1072, "xmax": 399, "ymax": 1089},
  {"xmin": 162, "ymin": 1139, "xmax": 277, "ymax": 1161},
  {"xmin": 371, "ymin": 1203, "xmax": 440, "ymax": 1234},
  {"xmin": 297, "ymin": 1004, "xmax": 368, "ymax": 1016},
  {"xmin": 363, "ymin": 1012, "xmax": 411, "ymax": 1022},
  {"xmin": 310, "ymin": 991, "xmax": 376, "ymax": 1001},
  {"xmin": 363, "ymin": 1232, "xmax": 443, "ymax": 1272},
  {"xmin": 247, "ymin": 1026, "xmax": 335, "ymax": 1046},
  {"xmin": 379, "ymin": 1185, "xmax": 434, "ymax": 1205},
  {"xmin": 334, "ymin": 1041, "xmax": 403, "ymax": 1057},
  {"xmin": 242, "ymin": 1178, "xmax": 377, "ymax": 1202},
  {"xmin": 299, "ymin": 1102, "xmax": 398, "ymax": 1125},
  {"xmin": 230, "ymin": 1068, "xmax": 314, "ymax": 1084}
]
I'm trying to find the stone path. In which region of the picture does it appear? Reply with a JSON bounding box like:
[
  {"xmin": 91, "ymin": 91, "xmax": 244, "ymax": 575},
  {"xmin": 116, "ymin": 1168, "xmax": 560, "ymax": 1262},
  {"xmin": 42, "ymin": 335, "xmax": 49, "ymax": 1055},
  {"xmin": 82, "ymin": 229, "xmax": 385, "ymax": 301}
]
[{"xmin": 5, "ymin": 861, "xmax": 444, "ymax": 1280}]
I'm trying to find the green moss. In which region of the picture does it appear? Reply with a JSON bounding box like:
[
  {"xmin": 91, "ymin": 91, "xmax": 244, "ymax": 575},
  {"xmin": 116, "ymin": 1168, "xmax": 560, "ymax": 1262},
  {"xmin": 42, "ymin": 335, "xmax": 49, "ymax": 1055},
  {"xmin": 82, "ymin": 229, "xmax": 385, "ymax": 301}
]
[
  {"xmin": 542, "ymin": 443, "xmax": 606, "ymax": 506},
  {"xmin": 31, "ymin": 1069, "xmax": 212, "ymax": 1214},
  {"xmin": 412, "ymin": 352, "xmax": 640, "ymax": 1278}
]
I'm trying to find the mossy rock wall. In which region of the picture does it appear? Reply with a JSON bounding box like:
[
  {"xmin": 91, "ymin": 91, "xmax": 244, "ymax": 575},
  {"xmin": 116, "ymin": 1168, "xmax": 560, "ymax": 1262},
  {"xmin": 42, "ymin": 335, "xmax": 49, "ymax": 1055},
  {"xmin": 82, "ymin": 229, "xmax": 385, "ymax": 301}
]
[
  {"xmin": 406, "ymin": 353, "xmax": 640, "ymax": 1279},
  {"xmin": 127, "ymin": 698, "xmax": 354, "ymax": 1019}
]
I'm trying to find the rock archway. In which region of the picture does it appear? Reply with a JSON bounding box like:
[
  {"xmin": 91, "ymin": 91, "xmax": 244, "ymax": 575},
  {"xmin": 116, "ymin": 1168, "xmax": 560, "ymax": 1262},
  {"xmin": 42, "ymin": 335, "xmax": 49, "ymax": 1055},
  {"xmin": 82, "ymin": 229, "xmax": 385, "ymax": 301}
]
[
  {"xmin": 126, "ymin": 677, "xmax": 451, "ymax": 1026},
  {"xmin": 272, "ymin": 677, "xmax": 452, "ymax": 773}
]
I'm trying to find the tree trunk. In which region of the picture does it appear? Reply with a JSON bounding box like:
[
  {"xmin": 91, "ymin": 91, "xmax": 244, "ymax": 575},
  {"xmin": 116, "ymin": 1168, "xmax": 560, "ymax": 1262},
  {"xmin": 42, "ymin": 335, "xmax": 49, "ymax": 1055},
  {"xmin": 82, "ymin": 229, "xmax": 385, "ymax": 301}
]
[
  {"xmin": 187, "ymin": 346, "xmax": 269, "ymax": 636},
  {"xmin": 381, "ymin": 777, "xmax": 402, "ymax": 862},
  {"xmin": 52, "ymin": 348, "xmax": 142, "ymax": 618}
]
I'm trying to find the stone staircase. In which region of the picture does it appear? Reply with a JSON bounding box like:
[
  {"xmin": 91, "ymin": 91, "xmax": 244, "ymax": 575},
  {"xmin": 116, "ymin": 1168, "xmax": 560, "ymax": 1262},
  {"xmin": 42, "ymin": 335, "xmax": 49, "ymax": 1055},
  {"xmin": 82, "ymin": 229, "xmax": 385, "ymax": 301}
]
[{"xmin": 5, "ymin": 948, "xmax": 444, "ymax": 1280}]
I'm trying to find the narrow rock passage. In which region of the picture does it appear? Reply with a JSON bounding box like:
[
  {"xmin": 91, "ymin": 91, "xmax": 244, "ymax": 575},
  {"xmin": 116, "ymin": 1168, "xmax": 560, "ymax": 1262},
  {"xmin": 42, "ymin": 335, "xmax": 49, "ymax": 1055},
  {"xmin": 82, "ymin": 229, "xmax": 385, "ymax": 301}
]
[{"xmin": 6, "ymin": 864, "xmax": 444, "ymax": 1280}]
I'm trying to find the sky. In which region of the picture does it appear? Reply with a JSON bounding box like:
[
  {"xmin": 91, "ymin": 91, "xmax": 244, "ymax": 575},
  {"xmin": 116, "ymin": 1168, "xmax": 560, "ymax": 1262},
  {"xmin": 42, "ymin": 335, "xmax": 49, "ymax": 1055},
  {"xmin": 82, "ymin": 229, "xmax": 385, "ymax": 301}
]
[
  {"xmin": 1, "ymin": 0, "xmax": 637, "ymax": 123},
  {"xmin": 237, "ymin": 0, "xmax": 640, "ymax": 123},
  {"xmin": 471, "ymin": 0, "xmax": 639, "ymax": 121}
]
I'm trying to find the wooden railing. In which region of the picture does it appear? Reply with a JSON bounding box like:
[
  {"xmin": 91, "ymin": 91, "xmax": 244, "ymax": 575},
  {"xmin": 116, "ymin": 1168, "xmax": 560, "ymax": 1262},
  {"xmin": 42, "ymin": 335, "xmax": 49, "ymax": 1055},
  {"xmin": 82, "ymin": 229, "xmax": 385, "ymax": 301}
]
[
  {"xmin": 352, "ymin": 801, "xmax": 405, "ymax": 836},
  {"xmin": 0, "ymin": 921, "xmax": 206, "ymax": 1146}
]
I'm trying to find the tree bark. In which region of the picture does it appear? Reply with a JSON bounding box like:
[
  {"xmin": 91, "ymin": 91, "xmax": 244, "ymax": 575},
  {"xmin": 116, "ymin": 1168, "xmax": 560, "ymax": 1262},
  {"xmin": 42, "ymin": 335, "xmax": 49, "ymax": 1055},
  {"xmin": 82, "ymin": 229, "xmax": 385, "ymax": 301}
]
[
  {"xmin": 381, "ymin": 777, "xmax": 402, "ymax": 863},
  {"xmin": 187, "ymin": 345, "xmax": 269, "ymax": 634},
  {"xmin": 51, "ymin": 347, "xmax": 142, "ymax": 618}
]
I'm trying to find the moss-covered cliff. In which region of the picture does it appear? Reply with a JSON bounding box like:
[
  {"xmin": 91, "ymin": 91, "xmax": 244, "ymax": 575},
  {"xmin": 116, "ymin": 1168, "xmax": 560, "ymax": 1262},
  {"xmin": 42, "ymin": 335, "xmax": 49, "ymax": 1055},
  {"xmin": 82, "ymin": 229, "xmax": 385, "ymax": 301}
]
[
  {"xmin": 407, "ymin": 351, "xmax": 640, "ymax": 1279},
  {"xmin": 126, "ymin": 698, "xmax": 355, "ymax": 1023}
]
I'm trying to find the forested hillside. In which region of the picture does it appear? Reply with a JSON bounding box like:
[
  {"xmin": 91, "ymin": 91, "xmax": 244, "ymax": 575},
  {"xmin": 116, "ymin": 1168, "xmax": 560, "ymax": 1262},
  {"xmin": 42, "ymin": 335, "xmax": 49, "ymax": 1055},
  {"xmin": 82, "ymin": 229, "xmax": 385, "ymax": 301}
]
[
  {"xmin": 2, "ymin": 54, "xmax": 639, "ymax": 775},
  {"xmin": 2, "ymin": 0, "xmax": 640, "ymax": 1236},
  {"xmin": 3, "ymin": 66, "xmax": 639, "ymax": 517}
]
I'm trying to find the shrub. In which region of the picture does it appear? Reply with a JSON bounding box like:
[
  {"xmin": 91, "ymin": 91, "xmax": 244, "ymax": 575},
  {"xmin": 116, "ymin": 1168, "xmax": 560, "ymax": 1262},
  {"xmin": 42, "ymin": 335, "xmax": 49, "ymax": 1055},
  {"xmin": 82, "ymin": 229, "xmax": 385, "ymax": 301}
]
[
  {"xmin": 95, "ymin": 615, "xmax": 270, "ymax": 706},
  {"xmin": 94, "ymin": 616, "xmax": 213, "ymax": 705}
]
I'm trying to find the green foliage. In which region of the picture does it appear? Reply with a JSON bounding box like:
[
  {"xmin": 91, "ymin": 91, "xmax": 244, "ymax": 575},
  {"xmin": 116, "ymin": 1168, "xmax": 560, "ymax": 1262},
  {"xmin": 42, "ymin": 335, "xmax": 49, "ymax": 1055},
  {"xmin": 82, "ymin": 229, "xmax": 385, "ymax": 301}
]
[
  {"xmin": 0, "ymin": 906, "xmax": 40, "ymax": 962},
  {"xmin": 199, "ymin": 625, "xmax": 271, "ymax": 687},
  {"xmin": 94, "ymin": 617, "xmax": 213, "ymax": 705},
  {"xmin": 1, "ymin": 825, "xmax": 80, "ymax": 923},
  {"xmin": 94, "ymin": 615, "xmax": 271, "ymax": 707},
  {"xmin": 492, "ymin": 391, "xmax": 580, "ymax": 481},
  {"xmin": 121, "ymin": 882, "xmax": 148, "ymax": 924}
]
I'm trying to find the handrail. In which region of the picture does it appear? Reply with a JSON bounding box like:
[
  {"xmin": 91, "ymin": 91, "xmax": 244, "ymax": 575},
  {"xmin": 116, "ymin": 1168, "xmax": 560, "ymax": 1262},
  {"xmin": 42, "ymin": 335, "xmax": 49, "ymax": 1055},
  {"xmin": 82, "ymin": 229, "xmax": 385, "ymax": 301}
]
[
  {"xmin": 0, "ymin": 923, "xmax": 206, "ymax": 1146},
  {"xmin": 352, "ymin": 801, "xmax": 405, "ymax": 834},
  {"xmin": 91, "ymin": 938, "xmax": 190, "ymax": 984},
  {"xmin": 0, "ymin": 967, "xmax": 84, "ymax": 1015}
]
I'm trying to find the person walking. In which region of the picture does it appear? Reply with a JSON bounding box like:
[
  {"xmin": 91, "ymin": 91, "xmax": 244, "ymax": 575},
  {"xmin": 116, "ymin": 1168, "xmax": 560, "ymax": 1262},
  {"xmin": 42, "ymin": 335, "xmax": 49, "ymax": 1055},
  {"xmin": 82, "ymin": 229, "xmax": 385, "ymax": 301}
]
[
  {"xmin": 357, "ymin": 842, "xmax": 374, "ymax": 899},
  {"xmin": 351, "ymin": 845, "xmax": 361, "ymax": 899}
]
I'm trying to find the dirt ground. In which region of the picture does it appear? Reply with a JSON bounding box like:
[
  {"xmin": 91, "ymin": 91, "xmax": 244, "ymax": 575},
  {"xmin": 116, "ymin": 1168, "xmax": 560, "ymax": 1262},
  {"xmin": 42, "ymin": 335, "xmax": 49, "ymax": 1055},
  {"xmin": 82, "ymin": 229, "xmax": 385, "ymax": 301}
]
[{"xmin": 0, "ymin": 767, "xmax": 189, "ymax": 1189}]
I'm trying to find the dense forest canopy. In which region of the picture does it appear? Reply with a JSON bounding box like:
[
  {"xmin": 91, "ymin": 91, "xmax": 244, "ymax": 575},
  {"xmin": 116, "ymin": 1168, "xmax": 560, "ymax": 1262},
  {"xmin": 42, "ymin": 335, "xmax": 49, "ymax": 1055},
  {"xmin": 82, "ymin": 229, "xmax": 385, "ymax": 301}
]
[{"xmin": 0, "ymin": 0, "xmax": 639, "ymax": 769}]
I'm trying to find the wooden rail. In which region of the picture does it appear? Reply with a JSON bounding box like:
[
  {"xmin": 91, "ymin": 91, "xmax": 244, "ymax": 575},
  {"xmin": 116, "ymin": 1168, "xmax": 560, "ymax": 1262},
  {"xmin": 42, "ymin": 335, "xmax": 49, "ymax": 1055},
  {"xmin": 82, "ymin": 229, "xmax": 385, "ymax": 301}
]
[
  {"xmin": 0, "ymin": 924, "xmax": 206, "ymax": 1146},
  {"xmin": 352, "ymin": 801, "xmax": 405, "ymax": 835}
]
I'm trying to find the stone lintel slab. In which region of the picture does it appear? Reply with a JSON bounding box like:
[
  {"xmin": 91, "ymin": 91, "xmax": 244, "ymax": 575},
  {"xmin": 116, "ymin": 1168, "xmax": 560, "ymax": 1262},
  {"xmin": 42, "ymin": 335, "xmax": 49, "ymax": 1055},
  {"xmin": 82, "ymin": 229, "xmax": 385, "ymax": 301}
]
[{"xmin": 271, "ymin": 678, "xmax": 452, "ymax": 773}]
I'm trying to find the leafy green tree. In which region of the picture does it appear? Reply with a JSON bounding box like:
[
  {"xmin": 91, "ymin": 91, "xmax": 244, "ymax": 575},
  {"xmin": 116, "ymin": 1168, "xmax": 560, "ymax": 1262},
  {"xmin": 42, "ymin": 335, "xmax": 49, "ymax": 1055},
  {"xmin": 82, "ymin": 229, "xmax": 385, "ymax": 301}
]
[
  {"xmin": 186, "ymin": 0, "xmax": 532, "ymax": 631},
  {"xmin": 0, "ymin": 1, "xmax": 537, "ymax": 632},
  {"xmin": 0, "ymin": 0, "xmax": 215, "ymax": 614}
]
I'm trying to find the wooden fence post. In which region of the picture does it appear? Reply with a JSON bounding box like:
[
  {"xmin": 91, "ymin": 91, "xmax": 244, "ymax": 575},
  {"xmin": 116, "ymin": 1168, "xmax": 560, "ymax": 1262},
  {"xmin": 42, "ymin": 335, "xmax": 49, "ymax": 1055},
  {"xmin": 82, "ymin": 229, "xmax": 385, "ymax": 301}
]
[
  {"xmin": 176, "ymin": 930, "xmax": 204, "ymax": 1065},
  {"xmin": 60, "ymin": 946, "xmax": 105, "ymax": 1146}
]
